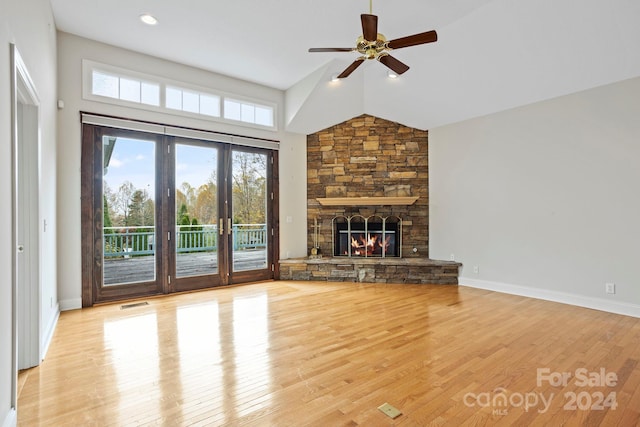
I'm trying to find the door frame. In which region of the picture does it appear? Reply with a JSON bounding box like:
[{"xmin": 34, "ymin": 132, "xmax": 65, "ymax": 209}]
[
  {"xmin": 167, "ymin": 138, "xmax": 224, "ymax": 293},
  {"xmin": 224, "ymin": 145, "xmax": 279, "ymax": 285},
  {"xmin": 81, "ymin": 126, "xmax": 167, "ymax": 305},
  {"xmin": 10, "ymin": 43, "xmax": 42, "ymax": 409},
  {"xmin": 168, "ymin": 140, "xmax": 278, "ymax": 291},
  {"xmin": 80, "ymin": 115, "xmax": 280, "ymax": 306}
]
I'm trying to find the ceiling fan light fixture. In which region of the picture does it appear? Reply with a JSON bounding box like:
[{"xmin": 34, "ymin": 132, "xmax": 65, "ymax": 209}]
[
  {"xmin": 387, "ymin": 70, "xmax": 398, "ymax": 79},
  {"xmin": 330, "ymin": 74, "xmax": 340, "ymax": 82},
  {"xmin": 140, "ymin": 14, "xmax": 158, "ymax": 26}
]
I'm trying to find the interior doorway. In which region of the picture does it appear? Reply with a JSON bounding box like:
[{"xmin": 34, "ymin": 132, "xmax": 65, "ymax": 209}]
[
  {"xmin": 10, "ymin": 44, "xmax": 42, "ymax": 411},
  {"xmin": 16, "ymin": 95, "xmax": 40, "ymax": 371}
]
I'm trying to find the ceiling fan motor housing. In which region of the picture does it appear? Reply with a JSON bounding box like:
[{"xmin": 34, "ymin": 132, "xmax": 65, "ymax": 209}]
[{"xmin": 356, "ymin": 34, "xmax": 388, "ymax": 60}]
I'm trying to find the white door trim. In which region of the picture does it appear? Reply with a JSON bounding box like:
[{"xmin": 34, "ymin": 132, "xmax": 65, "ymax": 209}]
[{"xmin": 10, "ymin": 43, "xmax": 42, "ymax": 412}]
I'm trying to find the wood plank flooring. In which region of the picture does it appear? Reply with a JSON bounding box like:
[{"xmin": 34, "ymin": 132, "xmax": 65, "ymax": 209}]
[{"xmin": 18, "ymin": 281, "xmax": 640, "ymax": 426}]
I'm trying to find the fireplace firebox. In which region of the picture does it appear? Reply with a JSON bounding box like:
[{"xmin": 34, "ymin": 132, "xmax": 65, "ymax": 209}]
[{"xmin": 333, "ymin": 215, "xmax": 401, "ymax": 258}]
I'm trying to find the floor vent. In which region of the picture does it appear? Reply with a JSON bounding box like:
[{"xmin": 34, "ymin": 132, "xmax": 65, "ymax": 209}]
[{"xmin": 120, "ymin": 302, "xmax": 149, "ymax": 310}]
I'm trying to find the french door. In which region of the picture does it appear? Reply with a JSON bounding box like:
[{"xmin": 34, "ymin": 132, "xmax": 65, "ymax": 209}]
[{"xmin": 81, "ymin": 124, "xmax": 278, "ymax": 306}]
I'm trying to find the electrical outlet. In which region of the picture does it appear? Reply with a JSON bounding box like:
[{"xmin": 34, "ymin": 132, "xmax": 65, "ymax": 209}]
[
  {"xmin": 378, "ymin": 403, "xmax": 402, "ymax": 419},
  {"xmin": 473, "ymin": 265, "xmax": 480, "ymax": 274},
  {"xmin": 605, "ymin": 283, "xmax": 615, "ymax": 295},
  {"xmin": 450, "ymin": 253, "xmax": 455, "ymax": 261}
]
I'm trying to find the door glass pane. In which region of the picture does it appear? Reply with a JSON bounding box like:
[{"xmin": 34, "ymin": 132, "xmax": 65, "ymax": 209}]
[
  {"xmin": 175, "ymin": 144, "xmax": 219, "ymax": 277},
  {"xmin": 102, "ymin": 136, "xmax": 156, "ymax": 285},
  {"xmin": 232, "ymin": 151, "xmax": 268, "ymax": 272}
]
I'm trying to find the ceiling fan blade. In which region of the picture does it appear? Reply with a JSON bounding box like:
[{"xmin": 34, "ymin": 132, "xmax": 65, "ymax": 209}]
[
  {"xmin": 387, "ymin": 30, "xmax": 438, "ymax": 49},
  {"xmin": 309, "ymin": 48, "xmax": 354, "ymax": 53},
  {"xmin": 378, "ymin": 54, "xmax": 410, "ymax": 75},
  {"xmin": 361, "ymin": 14, "xmax": 378, "ymax": 42},
  {"xmin": 337, "ymin": 58, "xmax": 365, "ymax": 78}
]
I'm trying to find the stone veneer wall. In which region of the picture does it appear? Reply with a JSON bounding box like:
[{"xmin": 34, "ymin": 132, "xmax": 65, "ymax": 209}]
[{"xmin": 307, "ymin": 114, "xmax": 429, "ymax": 257}]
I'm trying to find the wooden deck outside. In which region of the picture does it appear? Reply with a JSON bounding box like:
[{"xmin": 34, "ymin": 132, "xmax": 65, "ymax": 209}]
[{"xmin": 104, "ymin": 249, "xmax": 267, "ymax": 285}]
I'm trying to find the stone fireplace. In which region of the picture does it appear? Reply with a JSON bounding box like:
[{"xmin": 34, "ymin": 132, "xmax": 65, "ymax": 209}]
[
  {"xmin": 306, "ymin": 114, "xmax": 429, "ymax": 257},
  {"xmin": 279, "ymin": 114, "xmax": 461, "ymax": 284}
]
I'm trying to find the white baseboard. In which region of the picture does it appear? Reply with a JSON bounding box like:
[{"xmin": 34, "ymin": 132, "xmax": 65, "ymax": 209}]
[
  {"xmin": 41, "ymin": 304, "xmax": 60, "ymax": 360},
  {"xmin": 59, "ymin": 298, "xmax": 82, "ymax": 311},
  {"xmin": 460, "ymin": 277, "xmax": 640, "ymax": 318},
  {"xmin": 2, "ymin": 408, "xmax": 16, "ymax": 427}
]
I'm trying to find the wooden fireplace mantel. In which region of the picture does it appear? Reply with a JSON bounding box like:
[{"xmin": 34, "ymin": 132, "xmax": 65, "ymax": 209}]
[{"xmin": 316, "ymin": 196, "xmax": 419, "ymax": 207}]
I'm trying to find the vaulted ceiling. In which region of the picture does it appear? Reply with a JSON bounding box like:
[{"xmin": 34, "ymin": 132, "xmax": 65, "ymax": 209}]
[{"xmin": 50, "ymin": 0, "xmax": 640, "ymax": 134}]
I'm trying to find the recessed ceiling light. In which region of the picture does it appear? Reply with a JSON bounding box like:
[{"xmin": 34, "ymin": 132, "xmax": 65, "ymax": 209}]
[{"xmin": 140, "ymin": 14, "xmax": 158, "ymax": 25}]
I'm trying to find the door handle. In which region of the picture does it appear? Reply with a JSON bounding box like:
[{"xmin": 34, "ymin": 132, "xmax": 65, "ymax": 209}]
[
  {"xmin": 228, "ymin": 218, "xmax": 232, "ymax": 235},
  {"xmin": 219, "ymin": 218, "xmax": 224, "ymax": 235}
]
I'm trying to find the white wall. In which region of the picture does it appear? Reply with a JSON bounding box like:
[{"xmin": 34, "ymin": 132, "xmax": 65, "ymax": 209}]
[
  {"xmin": 56, "ymin": 33, "xmax": 308, "ymax": 309},
  {"xmin": 285, "ymin": 58, "xmax": 365, "ymax": 135},
  {"xmin": 0, "ymin": 0, "xmax": 58, "ymax": 424},
  {"xmin": 430, "ymin": 76, "xmax": 640, "ymax": 317}
]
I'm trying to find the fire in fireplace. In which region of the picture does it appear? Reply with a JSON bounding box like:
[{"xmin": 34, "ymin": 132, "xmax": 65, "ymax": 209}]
[{"xmin": 333, "ymin": 215, "xmax": 401, "ymax": 258}]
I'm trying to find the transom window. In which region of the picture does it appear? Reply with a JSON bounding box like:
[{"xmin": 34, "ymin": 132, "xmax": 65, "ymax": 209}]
[
  {"xmin": 83, "ymin": 60, "xmax": 277, "ymax": 130},
  {"xmin": 224, "ymin": 98, "xmax": 274, "ymax": 127},
  {"xmin": 166, "ymin": 86, "xmax": 220, "ymax": 117},
  {"xmin": 92, "ymin": 71, "xmax": 161, "ymax": 106}
]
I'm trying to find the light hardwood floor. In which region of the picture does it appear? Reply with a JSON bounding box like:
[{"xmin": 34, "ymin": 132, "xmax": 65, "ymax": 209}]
[{"xmin": 18, "ymin": 281, "xmax": 640, "ymax": 426}]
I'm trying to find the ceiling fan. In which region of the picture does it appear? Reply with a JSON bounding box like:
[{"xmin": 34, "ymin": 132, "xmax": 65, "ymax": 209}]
[{"xmin": 308, "ymin": 1, "xmax": 438, "ymax": 78}]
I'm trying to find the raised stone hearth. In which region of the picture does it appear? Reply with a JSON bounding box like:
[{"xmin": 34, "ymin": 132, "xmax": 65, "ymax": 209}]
[{"xmin": 279, "ymin": 258, "xmax": 461, "ymax": 284}]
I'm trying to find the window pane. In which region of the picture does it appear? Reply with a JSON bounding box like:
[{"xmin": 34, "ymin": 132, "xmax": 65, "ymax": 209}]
[
  {"xmin": 231, "ymin": 151, "xmax": 268, "ymax": 272},
  {"xmin": 166, "ymin": 87, "xmax": 182, "ymax": 110},
  {"xmin": 175, "ymin": 144, "xmax": 219, "ymax": 278},
  {"xmin": 200, "ymin": 95, "xmax": 220, "ymax": 117},
  {"xmin": 92, "ymin": 71, "xmax": 119, "ymax": 98},
  {"xmin": 182, "ymin": 90, "xmax": 199, "ymax": 113},
  {"xmin": 241, "ymin": 104, "xmax": 255, "ymax": 123},
  {"xmin": 141, "ymin": 82, "xmax": 160, "ymax": 106},
  {"xmin": 120, "ymin": 78, "xmax": 141, "ymax": 103},
  {"xmin": 255, "ymin": 106, "xmax": 273, "ymax": 127},
  {"xmin": 102, "ymin": 136, "xmax": 156, "ymax": 285},
  {"xmin": 224, "ymin": 99, "xmax": 241, "ymax": 121}
]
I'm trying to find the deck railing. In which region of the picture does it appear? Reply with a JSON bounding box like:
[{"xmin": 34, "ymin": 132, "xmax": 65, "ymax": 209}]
[{"xmin": 104, "ymin": 224, "xmax": 267, "ymax": 258}]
